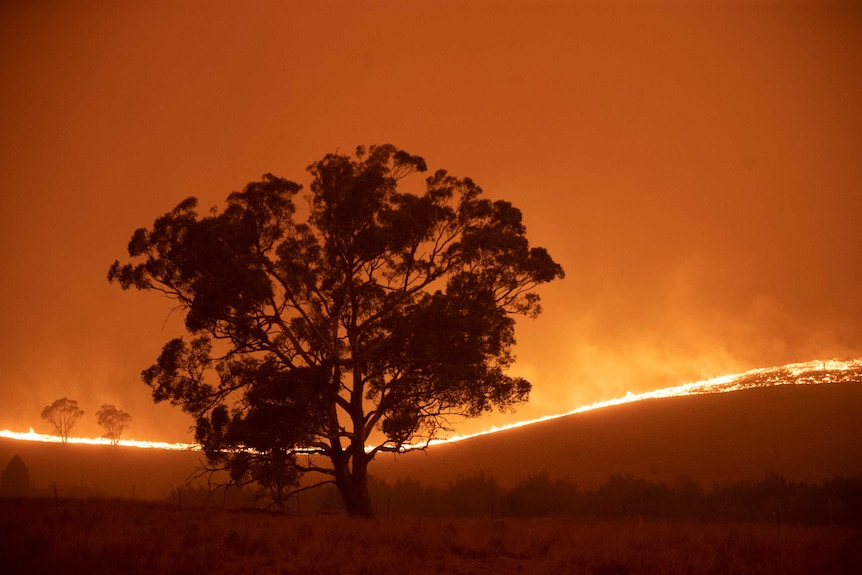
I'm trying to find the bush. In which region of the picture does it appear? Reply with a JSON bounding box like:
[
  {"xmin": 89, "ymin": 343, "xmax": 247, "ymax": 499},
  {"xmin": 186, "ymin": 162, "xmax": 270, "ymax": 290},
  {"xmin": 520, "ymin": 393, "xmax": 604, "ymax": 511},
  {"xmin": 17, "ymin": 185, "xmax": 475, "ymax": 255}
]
[
  {"xmin": 0, "ymin": 456, "xmax": 31, "ymax": 497},
  {"xmin": 351, "ymin": 471, "xmax": 862, "ymax": 526}
]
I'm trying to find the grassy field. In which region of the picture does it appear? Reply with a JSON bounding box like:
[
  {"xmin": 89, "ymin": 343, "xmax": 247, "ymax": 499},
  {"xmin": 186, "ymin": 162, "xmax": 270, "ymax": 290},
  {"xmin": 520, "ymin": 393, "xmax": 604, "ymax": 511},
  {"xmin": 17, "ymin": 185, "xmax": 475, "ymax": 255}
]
[{"xmin": 1, "ymin": 498, "xmax": 860, "ymax": 574}]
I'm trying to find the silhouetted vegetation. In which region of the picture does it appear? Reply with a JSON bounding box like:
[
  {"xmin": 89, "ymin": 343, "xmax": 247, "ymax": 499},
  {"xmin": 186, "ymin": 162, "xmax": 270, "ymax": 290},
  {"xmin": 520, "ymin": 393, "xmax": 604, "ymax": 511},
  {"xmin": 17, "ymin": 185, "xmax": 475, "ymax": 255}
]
[
  {"xmin": 165, "ymin": 483, "xmax": 258, "ymax": 510},
  {"xmin": 358, "ymin": 472, "xmax": 862, "ymax": 527},
  {"xmin": 109, "ymin": 144, "xmax": 564, "ymax": 517},
  {"xmin": 40, "ymin": 398, "xmax": 84, "ymax": 443},
  {"xmin": 0, "ymin": 455, "xmax": 31, "ymax": 497},
  {"xmin": 95, "ymin": 404, "xmax": 132, "ymax": 445}
]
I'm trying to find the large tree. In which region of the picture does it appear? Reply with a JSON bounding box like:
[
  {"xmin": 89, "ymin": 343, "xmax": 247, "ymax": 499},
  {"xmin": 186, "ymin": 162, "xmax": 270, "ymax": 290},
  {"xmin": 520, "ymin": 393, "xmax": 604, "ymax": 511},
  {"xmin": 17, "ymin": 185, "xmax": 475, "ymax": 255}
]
[
  {"xmin": 96, "ymin": 404, "xmax": 132, "ymax": 445},
  {"xmin": 41, "ymin": 398, "xmax": 84, "ymax": 443},
  {"xmin": 109, "ymin": 145, "xmax": 564, "ymax": 517}
]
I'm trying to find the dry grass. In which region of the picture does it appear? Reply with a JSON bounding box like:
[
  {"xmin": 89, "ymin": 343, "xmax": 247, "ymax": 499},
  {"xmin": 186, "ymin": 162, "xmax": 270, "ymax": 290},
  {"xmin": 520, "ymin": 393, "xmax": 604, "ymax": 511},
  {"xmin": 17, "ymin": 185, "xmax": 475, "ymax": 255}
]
[{"xmin": 1, "ymin": 498, "xmax": 860, "ymax": 574}]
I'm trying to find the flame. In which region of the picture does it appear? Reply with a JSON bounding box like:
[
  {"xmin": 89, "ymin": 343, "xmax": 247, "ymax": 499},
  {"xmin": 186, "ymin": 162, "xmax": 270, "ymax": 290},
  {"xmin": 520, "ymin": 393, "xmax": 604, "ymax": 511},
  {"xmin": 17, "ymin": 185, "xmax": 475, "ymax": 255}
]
[
  {"xmin": 0, "ymin": 427, "xmax": 197, "ymax": 451},
  {"xmin": 407, "ymin": 358, "xmax": 862, "ymax": 449},
  {"xmin": 2, "ymin": 359, "xmax": 859, "ymax": 452}
]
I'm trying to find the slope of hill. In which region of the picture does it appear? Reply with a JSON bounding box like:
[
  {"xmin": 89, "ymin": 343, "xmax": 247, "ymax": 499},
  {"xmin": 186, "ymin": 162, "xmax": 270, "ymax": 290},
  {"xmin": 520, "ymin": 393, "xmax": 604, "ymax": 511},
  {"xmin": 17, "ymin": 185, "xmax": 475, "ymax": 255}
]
[
  {"xmin": 373, "ymin": 380, "xmax": 862, "ymax": 488},
  {"xmin": 0, "ymin": 439, "xmax": 205, "ymax": 499},
  {"xmin": 2, "ymin": 365, "xmax": 860, "ymax": 499}
]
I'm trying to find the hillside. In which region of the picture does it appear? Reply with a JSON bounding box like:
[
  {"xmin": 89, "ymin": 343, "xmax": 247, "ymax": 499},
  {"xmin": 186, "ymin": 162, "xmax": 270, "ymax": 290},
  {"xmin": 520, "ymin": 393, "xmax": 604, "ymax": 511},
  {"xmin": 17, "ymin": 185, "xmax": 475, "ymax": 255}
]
[
  {"xmin": 372, "ymin": 380, "xmax": 862, "ymax": 488},
  {"xmin": 2, "ymin": 378, "xmax": 861, "ymax": 500},
  {"xmin": 0, "ymin": 439, "xmax": 204, "ymax": 499}
]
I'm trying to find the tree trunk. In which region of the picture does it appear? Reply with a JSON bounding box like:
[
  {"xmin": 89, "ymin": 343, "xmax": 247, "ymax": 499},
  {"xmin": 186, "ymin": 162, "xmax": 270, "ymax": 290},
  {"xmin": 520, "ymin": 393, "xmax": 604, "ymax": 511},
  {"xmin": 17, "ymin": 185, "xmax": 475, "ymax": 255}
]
[
  {"xmin": 335, "ymin": 455, "xmax": 374, "ymax": 518},
  {"xmin": 336, "ymin": 347, "xmax": 374, "ymax": 518}
]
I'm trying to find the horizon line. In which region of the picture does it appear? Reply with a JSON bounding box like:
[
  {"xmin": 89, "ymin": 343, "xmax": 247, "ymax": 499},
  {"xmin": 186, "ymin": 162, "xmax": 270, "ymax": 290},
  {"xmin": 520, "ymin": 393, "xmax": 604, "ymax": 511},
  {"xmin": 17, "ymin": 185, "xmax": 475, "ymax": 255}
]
[{"xmin": 2, "ymin": 357, "xmax": 859, "ymax": 451}]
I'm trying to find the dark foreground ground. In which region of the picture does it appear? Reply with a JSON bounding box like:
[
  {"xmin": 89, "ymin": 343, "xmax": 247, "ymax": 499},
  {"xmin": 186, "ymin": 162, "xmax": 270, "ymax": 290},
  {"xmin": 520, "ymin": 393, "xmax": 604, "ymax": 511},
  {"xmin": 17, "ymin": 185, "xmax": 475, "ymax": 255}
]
[{"xmin": 1, "ymin": 498, "xmax": 860, "ymax": 575}]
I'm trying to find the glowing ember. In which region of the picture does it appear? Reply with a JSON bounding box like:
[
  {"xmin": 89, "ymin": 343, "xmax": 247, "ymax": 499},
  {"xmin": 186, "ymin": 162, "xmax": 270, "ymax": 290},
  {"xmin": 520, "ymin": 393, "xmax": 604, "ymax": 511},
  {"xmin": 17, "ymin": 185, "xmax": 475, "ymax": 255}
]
[{"xmin": 2, "ymin": 359, "xmax": 859, "ymax": 452}]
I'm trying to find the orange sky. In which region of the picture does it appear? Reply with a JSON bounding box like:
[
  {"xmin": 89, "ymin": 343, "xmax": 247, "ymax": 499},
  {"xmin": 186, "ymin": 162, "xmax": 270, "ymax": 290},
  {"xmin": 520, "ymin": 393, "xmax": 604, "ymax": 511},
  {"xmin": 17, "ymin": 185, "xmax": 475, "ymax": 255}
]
[{"xmin": 1, "ymin": 1, "xmax": 860, "ymax": 443}]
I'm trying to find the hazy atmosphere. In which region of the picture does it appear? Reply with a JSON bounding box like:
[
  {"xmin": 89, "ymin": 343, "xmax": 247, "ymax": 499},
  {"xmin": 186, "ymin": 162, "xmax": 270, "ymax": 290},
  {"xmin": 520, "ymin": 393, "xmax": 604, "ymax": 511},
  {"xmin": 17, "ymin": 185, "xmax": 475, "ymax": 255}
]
[{"xmin": 2, "ymin": 1, "xmax": 860, "ymax": 443}]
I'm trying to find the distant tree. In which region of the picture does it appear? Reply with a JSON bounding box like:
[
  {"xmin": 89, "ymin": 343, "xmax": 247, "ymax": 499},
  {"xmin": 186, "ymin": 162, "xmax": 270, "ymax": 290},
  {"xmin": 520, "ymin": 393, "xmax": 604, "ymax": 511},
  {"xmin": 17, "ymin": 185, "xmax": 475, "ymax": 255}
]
[
  {"xmin": 95, "ymin": 404, "xmax": 132, "ymax": 445},
  {"xmin": 41, "ymin": 397, "xmax": 84, "ymax": 443},
  {"xmin": 0, "ymin": 455, "xmax": 31, "ymax": 497},
  {"xmin": 108, "ymin": 144, "xmax": 564, "ymax": 517}
]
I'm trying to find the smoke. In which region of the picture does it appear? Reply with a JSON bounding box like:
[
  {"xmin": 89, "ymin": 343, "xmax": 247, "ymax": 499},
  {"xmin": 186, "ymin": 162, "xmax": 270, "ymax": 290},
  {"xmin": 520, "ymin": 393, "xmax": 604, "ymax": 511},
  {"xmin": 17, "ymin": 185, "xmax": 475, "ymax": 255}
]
[
  {"xmin": 461, "ymin": 248, "xmax": 861, "ymax": 439},
  {"xmin": 2, "ymin": 0, "xmax": 861, "ymax": 444}
]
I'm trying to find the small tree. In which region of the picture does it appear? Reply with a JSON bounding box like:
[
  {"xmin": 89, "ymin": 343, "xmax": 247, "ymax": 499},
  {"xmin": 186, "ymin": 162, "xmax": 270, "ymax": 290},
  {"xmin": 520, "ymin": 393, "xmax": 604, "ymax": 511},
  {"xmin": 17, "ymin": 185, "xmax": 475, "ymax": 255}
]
[
  {"xmin": 0, "ymin": 455, "xmax": 31, "ymax": 497},
  {"xmin": 109, "ymin": 144, "xmax": 564, "ymax": 517},
  {"xmin": 95, "ymin": 404, "xmax": 132, "ymax": 445},
  {"xmin": 41, "ymin": 397, "xmax": 84, "ymax": 443}
]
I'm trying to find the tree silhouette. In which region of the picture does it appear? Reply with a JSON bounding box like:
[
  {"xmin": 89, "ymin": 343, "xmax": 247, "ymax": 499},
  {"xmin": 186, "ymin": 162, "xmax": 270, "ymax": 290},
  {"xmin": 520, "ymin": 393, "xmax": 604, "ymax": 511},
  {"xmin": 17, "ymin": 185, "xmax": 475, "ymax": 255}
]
[
  {"xmin": 95, "ymin": 404, "xmax": 132, "ymax": 445},
  {"xmin": 109, "ymin": 144, "xmax": 564, "ymax": 517},
  {"xmin": 1, "ymin": 455, "xmax": 31, "ymax": 497},
  {"xmin": 41, "ymin": 398, "xmax": 84, "ymax": 443}
]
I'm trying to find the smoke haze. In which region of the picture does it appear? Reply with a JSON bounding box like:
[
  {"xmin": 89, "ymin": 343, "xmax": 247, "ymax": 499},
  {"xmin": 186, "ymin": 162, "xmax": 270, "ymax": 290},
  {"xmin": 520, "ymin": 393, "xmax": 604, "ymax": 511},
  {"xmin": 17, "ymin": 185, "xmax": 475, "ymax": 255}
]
[{"xmin": 1, "ymin": 1, "xmax": 860, "ymax": 442}]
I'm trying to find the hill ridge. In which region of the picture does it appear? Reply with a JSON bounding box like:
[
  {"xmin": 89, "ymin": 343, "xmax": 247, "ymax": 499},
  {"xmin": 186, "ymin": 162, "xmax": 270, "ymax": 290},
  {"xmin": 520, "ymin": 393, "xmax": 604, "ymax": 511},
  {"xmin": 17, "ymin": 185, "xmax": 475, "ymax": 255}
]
[
  {"xmin": 416, "ymin": 358, "xmax": 862, "ymax": 447},
  {"xmin": 1, "ymin": 359, "xmax": 860, "ymax": 498}
]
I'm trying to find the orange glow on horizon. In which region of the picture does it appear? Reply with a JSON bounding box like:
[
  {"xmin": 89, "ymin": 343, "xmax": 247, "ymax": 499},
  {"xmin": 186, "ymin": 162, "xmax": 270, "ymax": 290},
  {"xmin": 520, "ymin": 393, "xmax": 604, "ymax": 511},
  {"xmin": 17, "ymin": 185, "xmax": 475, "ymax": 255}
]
[{"xmin": 3, "ymin": 359, "xmax": 858, "ymax": 452}]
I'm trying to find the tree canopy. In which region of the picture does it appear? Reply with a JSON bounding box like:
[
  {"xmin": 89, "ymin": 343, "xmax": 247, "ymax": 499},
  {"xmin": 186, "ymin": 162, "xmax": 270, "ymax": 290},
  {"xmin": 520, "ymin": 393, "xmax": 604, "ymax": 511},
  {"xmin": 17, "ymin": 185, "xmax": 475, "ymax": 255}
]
[
  {"xmin": 41, "ymin": 398, "xmax": 84, "ymax": 443},
  {"xmin": 109, "ymin": 144, "xmax": 564, "ymax": 516}
]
